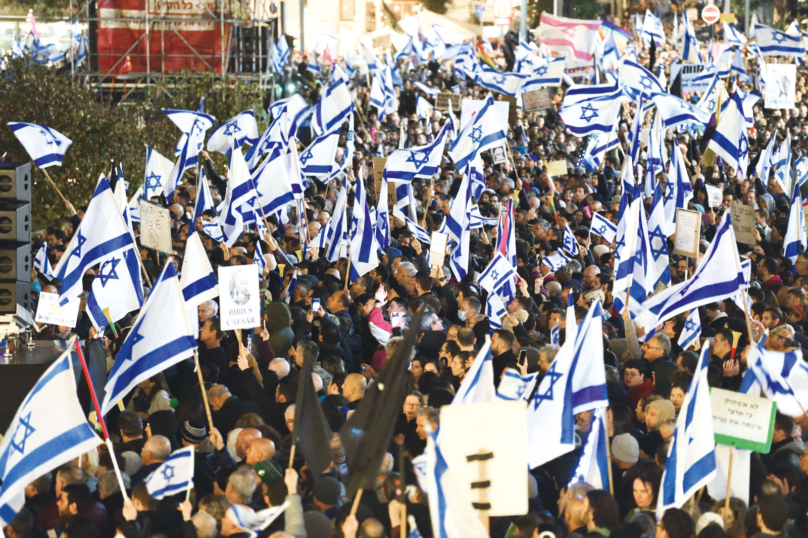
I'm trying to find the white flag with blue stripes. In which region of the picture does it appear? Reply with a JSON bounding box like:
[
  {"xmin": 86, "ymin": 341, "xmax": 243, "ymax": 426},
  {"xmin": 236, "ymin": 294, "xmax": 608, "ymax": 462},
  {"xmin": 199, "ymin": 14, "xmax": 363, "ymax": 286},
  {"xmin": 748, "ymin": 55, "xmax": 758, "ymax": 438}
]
[
  {"xmin": 677, "ymin": 309, "xmax": 701, "ymax": 350},
  {"xmin": 300, "ymin": 124, "xmax": 342, "ymax": 179},
  {"xmin": 562, "ymin": 225, "xmax": 580, "ymax": 256},
  {"xmin": 445, "ymin": 173, "xmax": 473, "ymax": 280},
  {"xmin": 753, "ymin": 129, "xmax": 778, "ymax": 183},
  {"xmin": 635, "ymin": 214, "xmax": 745, "ymax": 338},
  {"xmin": 620, "ymin": 59, "xmax": 665, "ymax": 101},
  {"xmin": 724, "ymin": 24, "xmax": 747, "ymax": 46},
  {"xmin": 755, "ymin": 22, "xmax": 805, "ymax": 57},
  {"xmin": 53, "ymin": 176, "xmax": 136, "ymax": 305},
  {"xmin": 101, "ymin": 262, "xmax": 197, "ymax": 415},
  {"xmin": 664, "ymin": 137, "xmax": 694, "ymax": 236},
  {"xmin": 8, "ymin": 123, "xmax": 72, "ymax": 168},
  {"xmin": 0, "ymin": 348, "xmax": 103, "ymax": 527},
  {"xmin": 312, "ymin": 76, "xmax": 354, "ymax": 136},
  {"xmin": 706, "ymin": 90, "xmax": 749, "ymax": 176},
  {"xmin": 497, "ymin": 370, "xmax": 538, "ymax": 401},
  {"xmin": 86, "ymin": 248, "xmax": 144, "ymax": 331},
  {"xmin": 452, "ymin": 336, "xmax": 495, "ymax": 404},
  {"xmin": 527, "ymin": 301, "xmax": 608, "ymax": 468},
  {"xmin": 207, "ymin": 111, "xmax": 259, "ymax": 155},
  {"xmin": 478, "ymin": 252, "xmax": 517, "ymax": 295},
  {"xmin": 569, "ymin": 406, "xmax": 609, "ymax": 491},
  {"xmin": 486, "ymin": 292, "xmax": 507, "ymax": 329},
  {"xmin": 228, "ymin": 503, "xmax": 290, "ymax": 538},
  {"xmin": 542, "ymin": 251, "xmax": 572, "ymax": 272},
  {"xmin": 163, "ymin": 105, "xmax": 215, "ymax": 170},
  {"xmin": 590, "ymin": 212, "xmax": 616, "ymax": 244},
  {"xmin": 658, "ymin": 343, "xmax": 716, "ymax": 511},
  {"xmin": 648, "ymin": 181, "xmax": 672, "ymax": 290},
  {"xmin": 651, "ymin": 92, "xmax": 711, "ymax": 130},
  {"xmin": 325, "ymin": 178, "xmax": 350, "ymax": 263},
  {"xmin": 181, "ymin": 229, "xmax": 219, "ymax": 309},
  {"xmin": 475, "ymin": 65, "xmax": 528, "ymax": 98},
  {"xmin": 384, "ymin": 121, "xmax": 452, "ymax": 183},
  {"xmin": 783, "ymin": 179, "xmax": 806, "ymax": 268},
  {"xmin": 551, "ymin": 322, "xmax": 560, "ymax": 344},
  {"xmin": 33, "ymin": 245, "xmax": 55, "ymax": 280},
  {"xmin": 582, "ymin": 128, "xmax": 620, "ymax": 172},
  {"xmin": 448, "ymin": 94, "xmax": 506, "ymax": 170},
  {"xmin": 612, "ymin": 184, "xmax": 641, "ymax": 314},
  {"xmin": 680, "ymin": 10, "xmax": 702, "ymax": 63},
  {"xmin": 143, "ymin": 145, "xmax": 174, "ymax": 200},
  {"xmin": 220, "ymin": 143, "xmax": 257, "ymax": 247},
  {"xmin": 742, "ymin": 341, "xmax": 808, "ymax": 417},
  {"xmin": 559, "ymin": 89, "xmax": 623, "ymax": 137},
  {"xmin": 773, "ymin": 135, "xmax": 792, "ymax": 194},
  {"xmin": 273, "ymin": 33, "xmax": 291, "ymax": 72},
  {"xmin": 641, "ymin": 10, "xmax": 665, "ymax": 45},
  {"xmin": 145, "ymin": 447, "xmax": 195, "ymax": 499},
  {"xmin": 375, "ymin": 172, "xmax": 391, "ymax": 250},
  {"xmin": 348, "ymin": 174, "xmax": 379, "ymax": 282}
]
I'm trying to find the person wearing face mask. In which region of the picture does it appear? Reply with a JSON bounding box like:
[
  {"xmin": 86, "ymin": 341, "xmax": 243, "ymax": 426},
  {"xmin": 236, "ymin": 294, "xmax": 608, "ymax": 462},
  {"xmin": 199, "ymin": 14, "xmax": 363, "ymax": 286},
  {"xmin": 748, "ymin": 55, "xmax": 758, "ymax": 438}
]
[{"xmin": 458, "ymin": 296, "xmax": 490, "ymax": 343}]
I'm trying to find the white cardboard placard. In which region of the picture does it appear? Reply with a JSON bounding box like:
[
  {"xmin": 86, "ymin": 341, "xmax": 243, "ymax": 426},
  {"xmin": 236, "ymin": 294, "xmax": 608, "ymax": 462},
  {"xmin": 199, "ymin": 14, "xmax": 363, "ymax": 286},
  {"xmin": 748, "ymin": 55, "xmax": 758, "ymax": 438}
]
[
  {"xmin": 35, "ymin": 292, "xmax": 81, "ymax": 328},
  {"xmin": 218, "ymin": 265, "xmax": 261, "ymax": 330}
]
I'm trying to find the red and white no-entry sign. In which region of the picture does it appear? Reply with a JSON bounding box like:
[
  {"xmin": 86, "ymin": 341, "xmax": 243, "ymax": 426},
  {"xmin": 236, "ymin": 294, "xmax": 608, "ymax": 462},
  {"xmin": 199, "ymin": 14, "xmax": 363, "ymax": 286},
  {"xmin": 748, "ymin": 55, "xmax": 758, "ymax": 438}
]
[{"xmin": 702, "ymin": 5, "xmax": 721, "ymax": 24}]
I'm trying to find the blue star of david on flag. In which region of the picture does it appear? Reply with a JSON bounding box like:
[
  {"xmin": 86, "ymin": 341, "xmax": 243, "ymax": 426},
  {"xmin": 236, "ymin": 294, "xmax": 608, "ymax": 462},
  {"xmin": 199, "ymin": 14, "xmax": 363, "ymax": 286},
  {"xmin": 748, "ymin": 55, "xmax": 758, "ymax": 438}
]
[
  {"xmin": 470, "ymin": 126, "xmax": 483, "ymax": 144},
  {"xmin": 69, "ymin": 232, "xmax": 87, "ymax": 260},
  {"xmin": 739, "ymin": 135, "xmax": 749, "ymax": 159},
  {"xmin": 407, "ymin": 151, "xmax": 429, "ymax": 167},
  {"xmin": 223, "ymin": 122, "xmax": 242, "ymax": 137},
  {"xmin": 39, "ymin": 128, "xmax": 62, "ymax": 147},
  {"xmin": 96, "ymin": 257, "xmax": 121, "ymax": 287},
  {"xmin": 615, "ymin": 236, "xmax": 626, "ymax": 252},
  {"xmin": 533, "ymin": 362, "xmax": 563, "ymax": 410},
  {"xmin": 639, "ymin": 75, "xmax": 655, "ymax": 90},
  {"xmin": 596, "ymin": 225, "xmax": 607, "ymax": 235},
  {"xmin": 495, "ymin": 75, "xmax": 507, "ymax": 85},
  {"xmin": 161, "ymin": 464, "xmax": 175, "ymax": 481},
  {"xmin": 664, "ymin": 184, "xmax": 674, "ymax": 203},
  {"xmin": 145, "ymin": 172, "xmax": 163, "ymax": 193},
  {"xmin": 300, "ymin": 150, "xmax": 314, "ymax": 165},
  {"xmin": 536, "ymin": 65, "xmax": 548, "ymax": 76},
  {"xmin": 648, "ymin": 225, "xmax": 667, "ymax": 262},
  {"xmin": 10, "ymin": 412, "xmax": 35, "ymax": 455},
  {"xmin": 490, "ymin": 269, "xmax": 500, "ymax": 281},
  {"xmin": 579, "ymin": 103, "xmax": 599, "ymax": 123},
  {"xmin": 773, "ymin": 32, "xmax": 787, "ymax": 44},
  {"xmin": 684, "ymin": 319, "xmax": 697, "ymax": 332}
]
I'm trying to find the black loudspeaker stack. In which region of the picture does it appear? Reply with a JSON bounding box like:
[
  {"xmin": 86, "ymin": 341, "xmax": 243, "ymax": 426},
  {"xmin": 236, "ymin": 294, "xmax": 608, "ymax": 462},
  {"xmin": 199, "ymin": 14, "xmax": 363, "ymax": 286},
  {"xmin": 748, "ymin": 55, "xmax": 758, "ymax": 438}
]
[{"xmin": 0, "ymin": 162, "xmax": 32, "ymax": 314}]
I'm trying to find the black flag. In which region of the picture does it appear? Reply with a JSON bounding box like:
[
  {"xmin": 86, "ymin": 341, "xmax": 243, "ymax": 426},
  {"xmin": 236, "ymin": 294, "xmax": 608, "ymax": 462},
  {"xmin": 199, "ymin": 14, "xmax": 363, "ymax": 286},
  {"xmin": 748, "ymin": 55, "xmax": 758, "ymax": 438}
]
[
  {"xmin": 293, "ymin": 354, "xmax": 333, "ymax": 477},
  {"xmin": 339, "ymin": 308, "xmax": 424, "ymax": 498}
]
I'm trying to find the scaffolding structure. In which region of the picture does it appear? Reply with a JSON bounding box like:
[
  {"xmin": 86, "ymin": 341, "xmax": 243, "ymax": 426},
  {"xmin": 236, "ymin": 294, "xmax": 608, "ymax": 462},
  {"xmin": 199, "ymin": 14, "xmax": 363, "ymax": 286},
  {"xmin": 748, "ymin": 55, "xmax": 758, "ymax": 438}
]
[{"xmin": 72, "ymin": 0, "xmax": 281, "ymax": 101}]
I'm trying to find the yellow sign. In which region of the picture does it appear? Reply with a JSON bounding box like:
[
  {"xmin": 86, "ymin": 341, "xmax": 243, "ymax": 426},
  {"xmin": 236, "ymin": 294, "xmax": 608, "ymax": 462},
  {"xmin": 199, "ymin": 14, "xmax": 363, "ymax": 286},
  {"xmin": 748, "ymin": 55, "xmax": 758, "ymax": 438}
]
[
  {"xmin": 545, "ymin": 160, "xmax": 568, "ymax": 177},
  {"xmin": 719, "ymin": 13, "xmax": 736, "ymax": 23}
]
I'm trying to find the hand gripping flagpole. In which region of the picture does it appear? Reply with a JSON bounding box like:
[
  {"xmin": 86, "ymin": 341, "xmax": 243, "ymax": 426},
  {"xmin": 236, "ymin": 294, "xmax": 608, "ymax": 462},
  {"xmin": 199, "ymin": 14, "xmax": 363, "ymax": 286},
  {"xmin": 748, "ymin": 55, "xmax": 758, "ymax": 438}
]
[{"xmin": 73, "ymin": 338, "xmax": 130, "ymax": 503}]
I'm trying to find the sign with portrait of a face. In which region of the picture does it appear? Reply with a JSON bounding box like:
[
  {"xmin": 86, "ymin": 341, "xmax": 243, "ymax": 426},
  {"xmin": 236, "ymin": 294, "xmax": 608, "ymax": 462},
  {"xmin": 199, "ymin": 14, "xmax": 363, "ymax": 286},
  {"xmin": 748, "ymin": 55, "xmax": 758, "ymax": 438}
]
[{"xmin": 218, "ymin": 265, "xmax": 260, "ymax": 330}]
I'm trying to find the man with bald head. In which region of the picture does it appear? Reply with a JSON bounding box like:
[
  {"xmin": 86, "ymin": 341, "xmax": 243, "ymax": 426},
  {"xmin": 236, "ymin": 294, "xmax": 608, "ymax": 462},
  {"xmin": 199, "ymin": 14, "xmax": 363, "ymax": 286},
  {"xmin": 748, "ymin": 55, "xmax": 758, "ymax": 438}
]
[
  {"xmin": 324, "ymin": 290, "xmax": 355, "ymax": 338},
  {"xmin": 245, "ymin": 438, "xmax": 276, "ymax": 465},
  {"xmin": 582, "ymin": 265, "xmax": 601, "ymax": 291},
  {"xmin": 209, "ymin": 384, "xmax": 261, "ymax": 435},
  {"xmin": 130, "ymin": 435, "xmax": 171, "ymax": 485},
  {"xmin": 235, "ymin": 428, "xmax": 262, "ymax": 461},
  {"xmin": 342, "ymin": 373, "xmax": 367, "ymax": 409}
]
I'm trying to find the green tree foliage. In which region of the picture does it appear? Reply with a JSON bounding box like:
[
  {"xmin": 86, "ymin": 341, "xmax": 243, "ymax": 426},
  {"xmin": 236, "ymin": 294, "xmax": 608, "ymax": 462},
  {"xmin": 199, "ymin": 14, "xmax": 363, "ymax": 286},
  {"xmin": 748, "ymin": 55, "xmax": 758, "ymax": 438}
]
[
  {"xmin": 572, "ymin": 0, "xmax": 602, "ymax": 20},
  {"xmin": 0, "ymin": 60, "xmax": 266, "ymax": 227}
]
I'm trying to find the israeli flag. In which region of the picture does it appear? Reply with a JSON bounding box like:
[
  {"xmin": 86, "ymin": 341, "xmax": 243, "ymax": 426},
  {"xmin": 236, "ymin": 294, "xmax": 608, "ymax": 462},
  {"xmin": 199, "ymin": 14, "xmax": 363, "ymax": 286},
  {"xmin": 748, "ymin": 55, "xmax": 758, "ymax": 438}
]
[
  {"xmin": 280, "ymin": 269, "xmax": 298, "ymax": 304},
  {"xmin": 474, "ymin": 65, "xmax": 528, "ymax": 98},
  {"xmin": 8, "ymin": 123, "xmax": 72, "ymax": 168},
  {"xmin": 325, "ymin": 178, "xmax": 350, "ymax": 263},
  {"xmin": 101, "ymin": 262, "xmax": 197, "ymax": 415},
  {"xmin": 559, "ymin": 89, "xmax": 623, "ymax": 137},
  {"xmin": 696, "ymin": 74, "xmax": 730, "ymax": 115},
  {"xmin": 181, "ymin": 229, "xmax": 219, "ymax": 309},
  {"xmin": 590, "ymin": 212, "xmax": 617, "ymax": 244},
  {"xmin": 715, "ymin": 47, "xmax": 732, "ymax": 78},
  {"xmin": 86, "ymin": 248, "xmax": 144, "ymax": 330},
  {"xmin": 445, "ymin": 174, "xmax": 473, "ymax": 280},
  {"xmin": 384, "ymin": 121, "xmax": 452, "ymax": 183},
  {"xmin": 369, "ymin": 71, "xmax": 390, "ymax": 120},
  {"xmin": 448, "ymin": 94, "xmax": 506, "ymax": 170},
  {"xmin": 163, "ymin": 104, "xmax": 215, "ymax": 165},
  {"xmin": 678, "ymin": 309, "xmax": 701, "ymax": 350},
  {"xmin": 143, "ymin": 145, "xmax": 174, "ymax": 200},
  {"xmin": 651, "ymin": 92, "xmax": 711, "ymax": 130},
  {"xmin": 627, "ymin": 96, "xmax": 643, "ymax": 165},
  {"xmin": 220, "ymin": 143, "xmax": 257, "ymax": 247},
  {"xmin": 33, "ymin": 245, "xmax": 55, "ymax": 280},
  {"xmin": 641, "ymin": 10, "xmax": 665, "ymax": 45},
  {"xmin": 145, "ymin": 447, "xmax": 195, "ymax": 499},
  {"xmin": 164, "ymin": 133, "xmax": 193, "ymax": 202},
  {"xmin": 612, "ymin": 178, "xmax": 640, "ymax": 314},
  {"xmin": 273, "ymin": 33, "xmax": 291, "ymax": 72},
  {"xmin": 658, "ymin": 343, "xmax": 716, "ymax": 511},
  {"xmin": 452, "ymin": 336, "xmax": 496, "ymax": 404},
  {"xmin": 783, "ymin": 180, "xmax": 807, "ymax": 269},
  {"xmin": 634, "ymin": 214, "xmax": 745, "ymax": 338},
  {"xmin": 755, "ymin": 22, "xmax": 805, "ymax": 57},
  {"xmin": 307, "ymin": 51, "xmax": 321, "ymax": 74},
  {"xmin": 562, "ymin": 224, "xmax": 580, "ymax": 256},
  {"xmin": 542, "ymin": 251, "xmax": 572, "ymax": 272},
  {"xmin": 229, "ymin": 503, "xmax": 290, "ymax": 538},
  {"xmin": 527, "ymin": 301, "xmax": 609, "ymax": 468},
  {"xmin": 706, "ymin": 90, "xmax": 749, "ymax": 177},
  {"xmin": 681, "ymin": 10, "xmax": 703, "ymax": 63},
  {"xmin": 569, "ymin": 406, "xmax": 609, "ymax": 491},
  {"xmin": 601, "ymin": 31, "xmax": 621, "ymax": 72},
  {"xmin": 551, "ymin": 322, "xmax": 560, "ymax": 344},
  {"xmin": 348, "ymin": 173, "xmax": 379, "ymax": 282},
  {"xmin": 753, "ymin": 129, "xmax": 778, "ymax": 182},
  {"xmin": 497, "ymin": 370, "xmax": 538, "ymax": 401},
  {"xmin": 425, "ymin": 429, "xmax": 489, "ymax": 538},
  {"xmin": 470, "ymin": 205, "xmax": 498, "ymax": 228},
  {"xmin": 582, "ymin": 128, "xmax": 620, "ymax": 172},
  {"xmin": 403, "ymin": 216, "xmax": 431, "ymax": 244},
  {"xmin": 664, "ymin": 137, "xmax": 694, "ymax": 236},
  {"xmin": 0, "ymin": 348, "xmax": 103, "ymax": 527},
  {"xmin": 520, "ymin": 58, "xmax": 566, "ymax": 92},
  {"xmin": 724, "ymin": 24, "xmax": 748, "ymax": 46},
  {"xmin": 742, "ymin": 342, "xmax": 808, "ymax": 418},
  {"xmin": 620, "ymin": 59, "xmax": 665, "ymax": 101},
  {"xmin": 207, "ymin": 111, "xmax": 259, "ymax": 155},
  {"xmin": 245, "ymin": 115, "xmax": 287, "ymax": 171},
  {"xmin": 736, "ymin": 88, "xmax": 761, "ymax": 128},
  {"xmin": 479, "ymin": 252, "xmax": 517, "ymax": 294},
  {"xmin": 53, "ymin": 176, "xmax": 136, "ymax": 305},
  {"xmin": 648, "ymin": 181, "xmax": 672, "ymax": 289},
  {"xmin": 563, "ymin": 81, "xmax": 619, "ymax": 106},
  {"xmin": 312, "ymin": 77, "xmax": 353, "ymax": 136},
  {"xmin": 486, "ymin": 292, "xmax": 507, "ymax": 329},
  {"xmin": 416, "ymin": 95, "xmax": 433, "ymax": 134},
  {"xmin": 731, "ymin": 49, "xmax": 749, "ymax": 81},
  {"xmin": 565, "ymin": 291, "xmax": 578, "ymax": 344},
  {"xmin": 375, "ymin": 173, "xmax": 391, "ymax": 250},
  {"xmin": 626, "ymin": 202, "xmax": 653, "ymax": 314},
  {"xmin": 299, "ymin": 125, "xmax": 342, "ymax": 179},
  {"xmin": 128, "ymin": 186, "xmax": 143, "ymax": 223},
  {"xmin": 773, "ymin": 135, "xmax": 792, "ymax": 194},
  {"xmin": 254, "ymin": 148, "xmax": 301, "ymax": 216}
]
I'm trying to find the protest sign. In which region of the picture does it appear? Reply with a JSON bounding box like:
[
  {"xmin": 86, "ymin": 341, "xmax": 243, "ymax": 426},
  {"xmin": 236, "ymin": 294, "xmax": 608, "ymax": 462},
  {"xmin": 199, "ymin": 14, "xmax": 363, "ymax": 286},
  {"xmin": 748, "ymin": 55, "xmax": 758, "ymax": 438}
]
[
  {"xmin": 711, "ymin": 387, "xmax": 777, "ymax": 453},
  {"xmin": 522, "ymin": 88, "xmax": 555, "ymax": 111},
  {"xmin": 429, "ymin": 231, "xmax": 448, "ymax": 267},
  {"xmin": 218, "ymin": 265, "xmax": 260, "ymax": 330},
  {"xmin": 705, "ymin": 184, "xmax": 723, "ymax": 208},
  {"xmin": 545, "ymin": 160, "xmax": 568, "ymax": 177},
  {"xmin": 670, "ymin": 63, "xmax": 712, "ymax": 93},
  {"xmin": 765, "ymin": 64, "xmax": 797, "ymax": 109},
  {"xmin": 673, "ymin": 209, "xmax": 701, "ymax": 258},
  {"xmin": 35, "ymin": 292, "xmax": 80, "ymax": 328},
  {"xmin": 139, "ymin": 201, "xmax": 172, "ymax": 254},
  {"xmin": 435, "ymin": 92, "xmax": 462, "ymax": 113},
  {"xmin": 731, "ymin": 202, "xmax": 757, "ymax": 245}
]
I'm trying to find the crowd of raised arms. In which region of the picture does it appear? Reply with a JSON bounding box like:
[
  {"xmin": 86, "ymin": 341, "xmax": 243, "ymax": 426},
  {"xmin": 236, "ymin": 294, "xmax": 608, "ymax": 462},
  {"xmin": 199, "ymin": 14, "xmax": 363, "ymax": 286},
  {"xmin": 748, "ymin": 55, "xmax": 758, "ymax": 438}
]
[{"xmin": 4, "ymin": 9, "xmax": 808, "ymax": 538}]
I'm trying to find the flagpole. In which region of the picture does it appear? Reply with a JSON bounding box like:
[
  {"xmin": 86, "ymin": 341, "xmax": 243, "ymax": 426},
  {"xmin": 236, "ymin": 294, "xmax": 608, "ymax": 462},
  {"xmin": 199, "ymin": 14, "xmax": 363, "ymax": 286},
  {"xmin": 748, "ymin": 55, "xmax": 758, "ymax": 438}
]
[
  {"xmin": 344, "ymin": 200, "xmax": 351, "ymax": 291},
  {"xmin": 350, "ymin": 489, "xmax": 363, "ymax": 516},
  {"xmin": 288, "ymin": 444, "xmax": 296, "ymax": 469},
  {"xmin": 186, "ymin": 445, "xmax": 195, "ymax": 502},
  {"xmin": 193, "ymin": 349, "xmax": 215, "ymax": 433},
  {"xmin": 73, "ymin": 338, "xmax": 130, "ymax": 502},
  {"xmin": 39, "ymin": 167, "xmax": 72, "ymax": 208},
  {"xmin": 603, "ymin": 405, "xmax": 615, "ymax": 495},
  {"xmin": 723, "ymin": 446, "xmax": 734, "ymax": 525}
]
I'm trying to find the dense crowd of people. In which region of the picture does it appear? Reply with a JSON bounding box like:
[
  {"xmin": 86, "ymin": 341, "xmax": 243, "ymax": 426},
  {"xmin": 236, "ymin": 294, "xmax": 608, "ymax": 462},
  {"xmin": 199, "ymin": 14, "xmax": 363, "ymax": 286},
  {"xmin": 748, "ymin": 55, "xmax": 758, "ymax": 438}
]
[{"xmin": 4, "ymin": 12, "xmax": 808, "ymax": 538}]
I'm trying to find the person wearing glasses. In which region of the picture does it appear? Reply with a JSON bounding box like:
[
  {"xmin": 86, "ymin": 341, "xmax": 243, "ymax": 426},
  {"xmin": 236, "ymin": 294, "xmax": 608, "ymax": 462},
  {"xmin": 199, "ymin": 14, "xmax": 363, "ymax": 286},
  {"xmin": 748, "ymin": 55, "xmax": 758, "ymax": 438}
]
[{"xmin": 624, "ymin": 359, "xmax": 655, "ymax": 411}]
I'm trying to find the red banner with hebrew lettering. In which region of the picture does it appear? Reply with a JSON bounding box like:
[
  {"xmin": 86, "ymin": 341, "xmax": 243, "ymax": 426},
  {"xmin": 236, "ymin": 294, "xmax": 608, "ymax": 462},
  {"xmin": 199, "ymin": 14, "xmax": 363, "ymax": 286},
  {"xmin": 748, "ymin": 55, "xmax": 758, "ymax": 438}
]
[{"xmin": 97, "ymin": 0, "xmax": 229, "ymax": 75}]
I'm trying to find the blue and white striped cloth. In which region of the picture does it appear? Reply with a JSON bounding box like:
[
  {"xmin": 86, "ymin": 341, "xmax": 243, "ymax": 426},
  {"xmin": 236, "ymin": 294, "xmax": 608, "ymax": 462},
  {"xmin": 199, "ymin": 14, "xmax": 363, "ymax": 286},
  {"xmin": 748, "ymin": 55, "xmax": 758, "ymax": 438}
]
[{"xmin": 145, "ymin": 447, "xmax": 195, "ymax": 499}]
